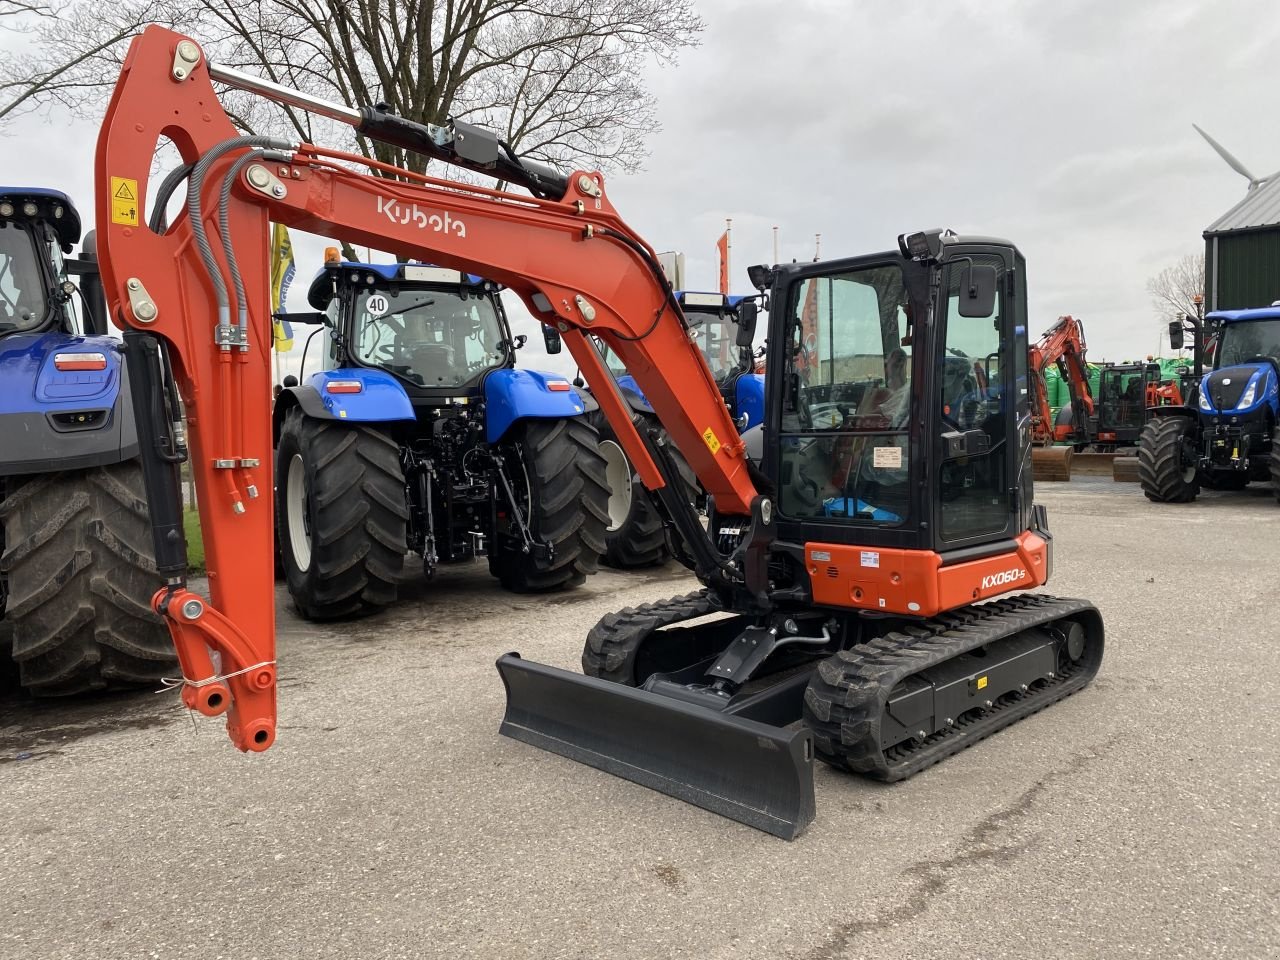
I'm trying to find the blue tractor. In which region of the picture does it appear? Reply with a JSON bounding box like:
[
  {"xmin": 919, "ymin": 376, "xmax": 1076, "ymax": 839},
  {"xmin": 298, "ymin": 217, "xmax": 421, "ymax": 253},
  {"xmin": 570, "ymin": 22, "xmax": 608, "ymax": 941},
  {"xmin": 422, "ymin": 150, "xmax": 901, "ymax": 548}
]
[
  {"xmin": 0, "ymin": 189, "xmax": 174, "ymax": 694},
  {"xmin": 1139, "ymin": 305, "xmax": 1280, "ymax": 501},
  {"xmin": 590, "ymin": 290, "xmax": 762, "ymax": 567},
  {"xmin": 271, "ymin": 259, "xmax": 610, "ymax": 619}
]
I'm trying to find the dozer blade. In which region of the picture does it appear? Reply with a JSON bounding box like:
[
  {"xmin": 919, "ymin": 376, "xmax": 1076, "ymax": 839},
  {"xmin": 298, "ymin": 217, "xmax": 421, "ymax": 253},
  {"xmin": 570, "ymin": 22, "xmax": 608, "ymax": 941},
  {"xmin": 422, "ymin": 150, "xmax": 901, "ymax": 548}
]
[
  {"xmin": 1031, "ymin": 445, "xmax": 1073, "ymax": 481},
  {"xmin": 496, "ymin": 653, "xmax": 816, "ymax": 840}
]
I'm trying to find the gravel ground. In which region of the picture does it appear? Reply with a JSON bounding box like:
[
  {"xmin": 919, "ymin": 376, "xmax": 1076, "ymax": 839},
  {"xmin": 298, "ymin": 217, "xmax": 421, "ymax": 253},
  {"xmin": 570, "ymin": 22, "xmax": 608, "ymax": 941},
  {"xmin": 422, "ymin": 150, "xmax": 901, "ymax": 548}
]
[{"xmin": 1, "ymin": 480, "xmax": 1277, "ymax": 960}]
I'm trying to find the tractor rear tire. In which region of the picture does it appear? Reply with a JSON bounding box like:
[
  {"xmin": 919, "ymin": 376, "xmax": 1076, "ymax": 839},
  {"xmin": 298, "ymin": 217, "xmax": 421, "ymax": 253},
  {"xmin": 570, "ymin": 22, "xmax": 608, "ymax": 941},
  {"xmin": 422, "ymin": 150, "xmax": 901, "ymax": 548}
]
[
  {"xmin": 276, "ymin": 409, "xmax": 408, "ymax": 620},
  {"xmin": 591, "ymin": 412, "xmax": 698, "ymax": 569},
  {"xmin": 1271, "ymin": 426, "xmax": 1280, "ymax": 503},
  {"xmin": 490, "ymin": 417, "xmax": 610, "ymax": 592},
  {"xmin": 0, "ymin": 460, "xmax": 176, "ymax": 696},
  {"xmin": 1137, "ymin": 417, "xmax": 1200, "ymax": 503}
]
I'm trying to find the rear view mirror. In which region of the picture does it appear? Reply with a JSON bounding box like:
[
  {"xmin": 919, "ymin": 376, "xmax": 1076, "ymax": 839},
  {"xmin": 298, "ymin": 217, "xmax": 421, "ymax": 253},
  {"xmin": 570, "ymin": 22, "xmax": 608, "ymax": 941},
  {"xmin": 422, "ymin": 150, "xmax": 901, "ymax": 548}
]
[
  {"xmin": 958, "ymin": 264, "xmax": 997, "ymax": 318},
  {"xmin": 542, "ymin": 324, "xmax": 563, "ymax": 355},
  {"xmin": 736, "ymin": 300, "xmax": 758, "ymax": 349},
  {"xmin": 1168, "ymin": 319, "xmax": 1185, "ymax": 351},
  {"xmin": 747, "ymin": 264, "xmax": 773, "ymax": 291}
]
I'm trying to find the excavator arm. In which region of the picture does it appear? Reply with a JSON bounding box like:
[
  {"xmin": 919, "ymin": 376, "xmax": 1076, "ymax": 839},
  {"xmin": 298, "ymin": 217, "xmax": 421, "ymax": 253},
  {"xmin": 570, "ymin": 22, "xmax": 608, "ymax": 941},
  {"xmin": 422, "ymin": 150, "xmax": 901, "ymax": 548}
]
[
  {"xmin": 1030, "ymin": 314, "xmax": 1094, "ymax": 445},
  {"xmin": 94, "ymin": 27, "xmax": 757, "ymax": 752}
]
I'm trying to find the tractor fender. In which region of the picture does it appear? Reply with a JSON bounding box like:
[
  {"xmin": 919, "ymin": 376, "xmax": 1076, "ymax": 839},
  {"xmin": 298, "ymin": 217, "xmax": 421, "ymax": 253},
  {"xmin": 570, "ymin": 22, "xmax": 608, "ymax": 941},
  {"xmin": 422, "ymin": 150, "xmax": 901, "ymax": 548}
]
[
  {"xmin": 272, "ymin": 369, "xmax": 415, "ymax": 444},
  {"xmin": 734, "ymin": 373, "xmax": 766, "ymax": 431},
  {"xmin": 0, "ymin": 331, "xmax": 139, "ymax": 476},
  {"xmin": 1146, "ymin": 405, "xmax": 1198, "ymax": 421},
  {"xmin": 614, "ymin": 374, "xmax": 654, "ymax": 416},
  {"xmin": 484, "ymin": 368, "xmax": 589, "ymax": 443}
]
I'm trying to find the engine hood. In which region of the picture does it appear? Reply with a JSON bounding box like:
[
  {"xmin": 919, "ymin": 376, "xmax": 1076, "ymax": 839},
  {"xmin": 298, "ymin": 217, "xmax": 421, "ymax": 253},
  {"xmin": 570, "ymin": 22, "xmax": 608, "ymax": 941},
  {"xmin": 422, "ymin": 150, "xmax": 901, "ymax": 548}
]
[{"xmin": 1199, "ymin": 362, "xmax": 1277, "ymax": 415}]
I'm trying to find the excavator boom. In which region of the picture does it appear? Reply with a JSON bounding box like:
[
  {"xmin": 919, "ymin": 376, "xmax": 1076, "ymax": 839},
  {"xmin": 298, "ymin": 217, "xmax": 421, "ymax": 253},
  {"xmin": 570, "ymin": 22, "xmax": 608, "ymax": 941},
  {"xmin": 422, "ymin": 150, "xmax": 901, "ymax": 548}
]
[{"xmin": 95, "ymin": 26, "xmax": 755, "ymax": 752}]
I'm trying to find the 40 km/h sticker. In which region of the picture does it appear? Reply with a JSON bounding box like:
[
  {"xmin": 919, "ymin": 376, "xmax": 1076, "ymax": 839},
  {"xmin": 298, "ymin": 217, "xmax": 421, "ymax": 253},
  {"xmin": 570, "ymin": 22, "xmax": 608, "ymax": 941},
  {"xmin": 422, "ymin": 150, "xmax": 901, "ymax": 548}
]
[{"xmin": 110, "ymin": 177, "xmax": 139, "ymax": 226}]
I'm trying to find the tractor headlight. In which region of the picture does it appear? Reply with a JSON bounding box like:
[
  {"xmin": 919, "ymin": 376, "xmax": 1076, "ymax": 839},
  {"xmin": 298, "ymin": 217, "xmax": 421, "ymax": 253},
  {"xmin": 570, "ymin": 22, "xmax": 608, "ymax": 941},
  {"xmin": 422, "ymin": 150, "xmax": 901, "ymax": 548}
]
[
  {"xmin": 21, "ymin": 201, "xmax": 37, "ymax": 217},
  {"xmin": 1198, "ymin": 390, "xmax": 1213, "ymax": 411},
  {"xmin": 1237, "ymin": 378, "xmax": 1258, "ymax": 409},
  {"xmin": 0, "ymin": 202, "xmax": 13, "ymax": 217}
]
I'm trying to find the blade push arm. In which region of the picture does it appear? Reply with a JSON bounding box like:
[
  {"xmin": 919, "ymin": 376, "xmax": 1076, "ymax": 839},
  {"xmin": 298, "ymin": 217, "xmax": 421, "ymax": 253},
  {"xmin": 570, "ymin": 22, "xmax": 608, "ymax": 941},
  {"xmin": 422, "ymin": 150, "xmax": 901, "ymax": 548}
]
[{"xmin": 94, "ymin": 27, "xmax": 758, "ymax": 751}]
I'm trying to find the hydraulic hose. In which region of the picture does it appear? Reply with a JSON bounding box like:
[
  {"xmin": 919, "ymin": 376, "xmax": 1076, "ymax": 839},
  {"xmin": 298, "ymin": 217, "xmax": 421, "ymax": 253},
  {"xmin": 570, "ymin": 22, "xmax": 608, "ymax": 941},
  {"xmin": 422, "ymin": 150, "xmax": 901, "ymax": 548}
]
[
  {"xmin": 186, "ymin": 135, "xmax": 293, "ymax": 347},
  {"xmin": 148, "ymin": 164, "xmax": 193, "ymax": 233}
]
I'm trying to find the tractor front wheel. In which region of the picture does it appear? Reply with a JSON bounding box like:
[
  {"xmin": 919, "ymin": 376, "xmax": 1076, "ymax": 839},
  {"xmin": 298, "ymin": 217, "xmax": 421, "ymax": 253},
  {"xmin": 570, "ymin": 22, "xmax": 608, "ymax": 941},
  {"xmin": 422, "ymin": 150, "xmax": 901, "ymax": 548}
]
[
  {"xmin": 1137, "ymin": 417, "xmax": 1200, "ymax": 503},
  {"xmin": 275, "ymin": 409, "xmax": 408, "ymax": 620}
]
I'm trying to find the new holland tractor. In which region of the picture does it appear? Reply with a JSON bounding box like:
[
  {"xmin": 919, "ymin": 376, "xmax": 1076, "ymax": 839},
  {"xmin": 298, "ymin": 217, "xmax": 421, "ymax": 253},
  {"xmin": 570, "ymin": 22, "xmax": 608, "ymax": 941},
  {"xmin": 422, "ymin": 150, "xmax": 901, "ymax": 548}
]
[
  {"xmin": 590, "ymin": 290, "xmax": 762, "ymax": 567},
  {"xmin": 1139, "ymin": 306, "xmax": 1280, "ymax": 501},
  {"xmin": 271, "ymin": 255, "xmax": 610, "ymax": 619},
  {"xmin": 0, "ymin": 188, "xmax": 174, "ymax": 694}
]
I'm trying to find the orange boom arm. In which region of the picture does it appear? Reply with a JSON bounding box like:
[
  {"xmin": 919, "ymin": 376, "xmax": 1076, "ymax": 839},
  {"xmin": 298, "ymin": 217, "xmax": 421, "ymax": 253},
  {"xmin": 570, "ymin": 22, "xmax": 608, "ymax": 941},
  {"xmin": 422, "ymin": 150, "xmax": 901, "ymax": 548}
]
[{"xmin": 95, "ymin": 27, "xmax": 756, "ymax": 751}]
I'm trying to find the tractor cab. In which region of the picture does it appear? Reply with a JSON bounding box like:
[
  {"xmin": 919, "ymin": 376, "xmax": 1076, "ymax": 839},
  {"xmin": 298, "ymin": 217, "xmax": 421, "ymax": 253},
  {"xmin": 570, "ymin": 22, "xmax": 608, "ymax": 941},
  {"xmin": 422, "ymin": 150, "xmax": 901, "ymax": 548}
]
[
  {"xmin": 595, "ymin": 290, "xmax": 765, "ymax": 430},
  {"xmin": 0, "ymin": 188, "xmax": 93, "ymax": 338},
  {"xmin": 305, "ymin": 259, "xmax": 514, "ymax": 400}
]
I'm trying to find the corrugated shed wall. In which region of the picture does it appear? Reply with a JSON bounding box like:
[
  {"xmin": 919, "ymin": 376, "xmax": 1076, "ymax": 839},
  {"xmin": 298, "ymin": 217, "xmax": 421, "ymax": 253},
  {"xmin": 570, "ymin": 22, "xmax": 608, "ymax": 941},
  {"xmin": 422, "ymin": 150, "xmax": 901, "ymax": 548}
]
[{"xmin": 1204, "ymin": 228, "xmax": 1280, "ymax": 310}]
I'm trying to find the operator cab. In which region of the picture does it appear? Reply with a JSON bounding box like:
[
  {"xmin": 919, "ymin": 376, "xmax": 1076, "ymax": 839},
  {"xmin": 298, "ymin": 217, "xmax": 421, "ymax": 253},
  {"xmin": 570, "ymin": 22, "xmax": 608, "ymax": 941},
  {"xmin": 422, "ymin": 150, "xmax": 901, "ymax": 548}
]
[
  {"xmin": 307, "ymin": 260, "xmax": 512, "ymax": 398},
  {"xmin": 1201, "ymin": 306, "xmax": 1280, "ymax": 413},
  {"xmin": 0, "ymin": 188, "xmax": 85, "ymax": 337},
  {"xmin": 758, "ymin": 230, "xmax": 1034, "ymax": 558}
]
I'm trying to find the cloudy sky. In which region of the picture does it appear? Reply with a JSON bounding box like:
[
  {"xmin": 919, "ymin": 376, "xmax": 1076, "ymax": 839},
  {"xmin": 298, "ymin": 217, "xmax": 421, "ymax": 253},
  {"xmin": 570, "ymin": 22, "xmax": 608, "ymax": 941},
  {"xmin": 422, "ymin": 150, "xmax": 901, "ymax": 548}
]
[{"xmin": 4, "ymin": 0, "xmax": 1279, "ymax": 378}]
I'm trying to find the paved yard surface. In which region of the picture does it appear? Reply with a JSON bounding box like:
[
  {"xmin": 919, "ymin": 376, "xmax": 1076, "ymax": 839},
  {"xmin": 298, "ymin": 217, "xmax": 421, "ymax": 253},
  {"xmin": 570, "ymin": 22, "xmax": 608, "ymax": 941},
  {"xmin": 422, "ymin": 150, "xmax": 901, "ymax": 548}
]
[{"xmin": 2, "ymin": 481, "xmax": 1277, "ymax": 959}]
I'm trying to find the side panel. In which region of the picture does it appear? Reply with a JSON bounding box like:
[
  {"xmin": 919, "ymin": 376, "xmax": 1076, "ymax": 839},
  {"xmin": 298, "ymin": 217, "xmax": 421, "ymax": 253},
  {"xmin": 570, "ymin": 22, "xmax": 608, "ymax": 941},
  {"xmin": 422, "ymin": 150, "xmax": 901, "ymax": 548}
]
[
  {"xmin": 0, "ymin": 331, "xmax": 139, "ymax": 475},
  {"xmin": 484, "ymin": 368, "xmax": 588, "ymax": 443},
  {"xmin": 301, "ymin": 369, "xmax": 416, "ymax": 423},
  {"xmin": 734, "ymin": 373, "xmax": 765, "ymax": 430}
]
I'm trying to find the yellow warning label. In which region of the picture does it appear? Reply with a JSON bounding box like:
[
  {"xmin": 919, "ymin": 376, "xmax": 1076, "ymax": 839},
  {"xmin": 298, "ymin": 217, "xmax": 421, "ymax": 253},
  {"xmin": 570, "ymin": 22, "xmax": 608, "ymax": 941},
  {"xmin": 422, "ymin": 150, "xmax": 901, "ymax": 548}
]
[
  {"xmin": 977, "ymin": 675, "xmax": 988, "ymax": 690},
  {"xmin": 110, "ymin": 177, "xmax": 140, "ymax": 226},
  {"xmin": 702, "ymin": 427, "xmax": 721, "ymax": 455}
]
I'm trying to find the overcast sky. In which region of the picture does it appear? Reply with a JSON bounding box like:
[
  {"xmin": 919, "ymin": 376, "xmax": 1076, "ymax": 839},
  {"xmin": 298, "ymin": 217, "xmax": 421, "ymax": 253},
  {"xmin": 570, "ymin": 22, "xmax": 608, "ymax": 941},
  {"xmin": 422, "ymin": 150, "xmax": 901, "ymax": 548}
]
[{"xmin": 4, "ymin": 0, "xmax": 1279, "ymax": 378}]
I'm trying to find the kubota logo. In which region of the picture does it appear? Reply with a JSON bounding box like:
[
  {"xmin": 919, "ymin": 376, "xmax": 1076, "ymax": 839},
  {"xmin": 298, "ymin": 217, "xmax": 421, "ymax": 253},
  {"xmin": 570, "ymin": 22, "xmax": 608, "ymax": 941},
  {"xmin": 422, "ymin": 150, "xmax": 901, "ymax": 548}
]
[{"xmin": 981, "ymin": 567, "xmax": 1026, "ymax": 590}]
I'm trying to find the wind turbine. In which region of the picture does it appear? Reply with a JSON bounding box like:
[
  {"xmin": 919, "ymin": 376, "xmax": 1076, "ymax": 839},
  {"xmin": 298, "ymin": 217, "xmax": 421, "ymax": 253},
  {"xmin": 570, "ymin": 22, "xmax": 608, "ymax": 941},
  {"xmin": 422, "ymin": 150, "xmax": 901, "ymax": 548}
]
[{"xmin": 1193, "ymin": 123, "xmax": 1280, "ymax": 192}]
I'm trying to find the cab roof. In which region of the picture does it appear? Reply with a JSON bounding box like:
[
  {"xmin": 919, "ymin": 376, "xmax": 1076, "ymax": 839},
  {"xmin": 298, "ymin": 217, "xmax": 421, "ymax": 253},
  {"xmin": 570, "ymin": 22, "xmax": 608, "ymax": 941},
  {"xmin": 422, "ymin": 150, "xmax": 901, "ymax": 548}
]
[
  {"xmin": 1205, "ymin": 306, "xmax": 1280, "ymax": 323},
  {"xmin": 308, "ymin": 261, "xmax": 494, "ymax": 310},
  {"xmin": 0, "ymin": 187, "xmax": 81, "ymax": 249}
]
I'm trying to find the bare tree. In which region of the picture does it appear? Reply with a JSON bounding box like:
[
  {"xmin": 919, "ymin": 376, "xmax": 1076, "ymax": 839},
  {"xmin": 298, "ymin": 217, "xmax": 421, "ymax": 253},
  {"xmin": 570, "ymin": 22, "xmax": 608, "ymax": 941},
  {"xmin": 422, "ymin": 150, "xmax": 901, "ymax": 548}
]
[
  {"xmin": 1147, "ymin": 253, "xmax": 1205, "ymax": 325},
  {"xmin": 0, "ymin": 0, "xmax": 702, "ymax": 179}
]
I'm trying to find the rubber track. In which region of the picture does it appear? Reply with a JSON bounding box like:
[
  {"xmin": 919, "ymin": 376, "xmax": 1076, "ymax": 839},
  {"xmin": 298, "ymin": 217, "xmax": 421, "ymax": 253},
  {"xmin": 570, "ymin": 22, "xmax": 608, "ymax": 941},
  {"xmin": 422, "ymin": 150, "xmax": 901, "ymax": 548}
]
[
  {"xmin": 0, "ymin": 461, "xmax": 176, "ymax": 695},
  {"xmin": 803, "ymin": 593, "xmax": 1103, "ymax": 782},
  {"xmin": 279, "ymin": 410, "xmax": 408, "ymax": 620},
  {"xmin": 581, "ymin": 589, "xmax": 715, "ymax": 683},
  {"xmin": 1137, "ymin": 417, "xmax": 1199, "ymax": 502},
  {"xmin": 494, "ymin": 418, "xmax": 610, "ymax": 591}
]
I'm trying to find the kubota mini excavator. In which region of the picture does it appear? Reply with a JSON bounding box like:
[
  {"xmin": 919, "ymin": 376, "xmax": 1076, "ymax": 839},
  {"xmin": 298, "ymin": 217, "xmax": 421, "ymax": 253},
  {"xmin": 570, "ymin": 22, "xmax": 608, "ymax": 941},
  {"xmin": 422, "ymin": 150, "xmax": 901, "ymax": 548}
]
[
  {"xmin": 95, "ymin": 27, "xmax": 1104, "ymax": 839},
  {"xmin": 1029, "ymin": 314, "xmax": 1093, "ymax": 481}
]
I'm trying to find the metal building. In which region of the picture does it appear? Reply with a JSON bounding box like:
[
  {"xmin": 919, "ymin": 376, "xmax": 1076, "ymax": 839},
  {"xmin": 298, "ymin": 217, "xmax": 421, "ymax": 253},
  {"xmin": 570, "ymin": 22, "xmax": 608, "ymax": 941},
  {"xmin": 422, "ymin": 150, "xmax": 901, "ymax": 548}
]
[{"xmin": 1204, "ymin": 179, "xmax": 1280, "ymax": 310}]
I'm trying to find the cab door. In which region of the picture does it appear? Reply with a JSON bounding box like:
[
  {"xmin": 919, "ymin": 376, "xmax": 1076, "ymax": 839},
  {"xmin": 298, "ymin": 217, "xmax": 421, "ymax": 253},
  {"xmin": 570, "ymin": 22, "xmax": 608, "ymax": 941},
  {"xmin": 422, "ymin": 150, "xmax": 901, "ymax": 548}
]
[{"xmin": 933, "ymin": 250, "xmax": 1031, "ymax": 548}]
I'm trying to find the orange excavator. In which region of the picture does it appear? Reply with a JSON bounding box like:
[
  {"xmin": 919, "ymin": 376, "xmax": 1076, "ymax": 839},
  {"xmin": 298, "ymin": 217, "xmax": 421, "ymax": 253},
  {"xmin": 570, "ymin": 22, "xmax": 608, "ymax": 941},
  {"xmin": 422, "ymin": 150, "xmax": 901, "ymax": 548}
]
[
  {"xmin": 1029, "ymin": 315, "xmax": 1093, "ymax": 480},
  {"xmin": 95, "ymin": 27, "xmax": 1104, "ymax": 838}
]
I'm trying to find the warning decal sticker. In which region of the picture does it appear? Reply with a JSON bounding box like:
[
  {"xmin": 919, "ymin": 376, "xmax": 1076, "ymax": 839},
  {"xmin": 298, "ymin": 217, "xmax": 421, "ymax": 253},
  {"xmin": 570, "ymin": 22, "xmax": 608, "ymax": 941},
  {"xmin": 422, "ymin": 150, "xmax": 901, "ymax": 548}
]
[{"xmin": 110, "ymin": 177, "xmax": 140, "ymax": 226}]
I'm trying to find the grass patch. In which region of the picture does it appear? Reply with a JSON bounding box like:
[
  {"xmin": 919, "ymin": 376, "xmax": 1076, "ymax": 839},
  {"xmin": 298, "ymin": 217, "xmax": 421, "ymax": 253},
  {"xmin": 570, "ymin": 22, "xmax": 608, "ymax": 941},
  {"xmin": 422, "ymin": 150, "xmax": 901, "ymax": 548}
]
[{"xmin": 183, "ymin": 509, "xmax": 205, "ymax": 575}]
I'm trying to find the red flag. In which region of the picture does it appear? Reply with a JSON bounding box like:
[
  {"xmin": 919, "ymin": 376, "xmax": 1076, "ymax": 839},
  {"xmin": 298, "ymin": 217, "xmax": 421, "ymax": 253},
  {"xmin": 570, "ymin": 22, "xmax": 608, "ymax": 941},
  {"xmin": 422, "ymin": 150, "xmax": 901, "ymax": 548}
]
[{"xmin": 716, "ymin": 230, "xmax": 729, "ymax": 294}]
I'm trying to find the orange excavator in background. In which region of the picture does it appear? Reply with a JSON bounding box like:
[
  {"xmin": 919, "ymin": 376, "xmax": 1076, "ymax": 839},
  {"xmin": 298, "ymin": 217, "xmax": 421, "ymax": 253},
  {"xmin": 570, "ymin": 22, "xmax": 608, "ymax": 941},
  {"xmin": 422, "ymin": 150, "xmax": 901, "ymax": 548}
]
[
  {"xmin": 1029, "ymin": 315, "xmax": 1094, "ymax": 480},
  {"xmin": 94, "ymin": 27, "xmax": 1104, "ymax": 838}
]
